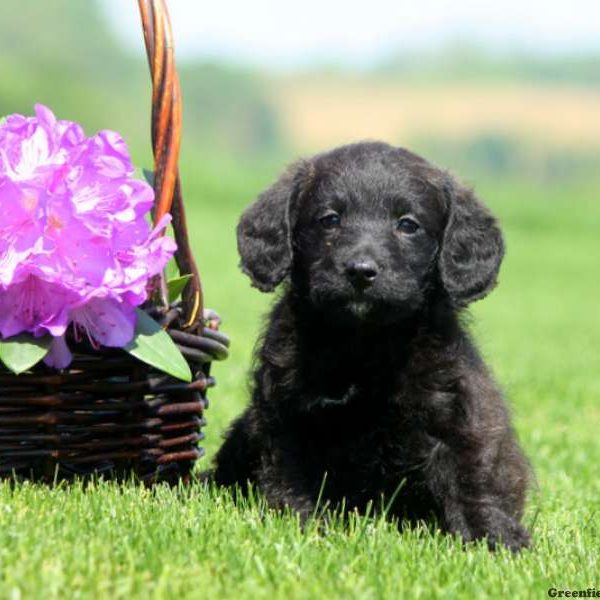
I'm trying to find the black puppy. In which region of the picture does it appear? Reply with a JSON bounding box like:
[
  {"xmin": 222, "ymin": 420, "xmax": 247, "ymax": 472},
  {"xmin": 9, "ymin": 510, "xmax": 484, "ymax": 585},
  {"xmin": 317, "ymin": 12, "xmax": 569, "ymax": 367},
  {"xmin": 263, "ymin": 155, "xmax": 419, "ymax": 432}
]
[{"xmin": 213, "ymin": 141, "xmax": 531, "ymax": 551}]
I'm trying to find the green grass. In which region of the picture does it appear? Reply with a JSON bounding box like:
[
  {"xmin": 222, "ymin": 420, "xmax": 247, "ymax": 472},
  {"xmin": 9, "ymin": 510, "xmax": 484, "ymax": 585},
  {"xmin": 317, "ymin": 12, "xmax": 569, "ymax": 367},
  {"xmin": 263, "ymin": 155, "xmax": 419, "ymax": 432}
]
[{"xmin": 1, "ymin": 164, "xmax": 599, "ymax": 599}]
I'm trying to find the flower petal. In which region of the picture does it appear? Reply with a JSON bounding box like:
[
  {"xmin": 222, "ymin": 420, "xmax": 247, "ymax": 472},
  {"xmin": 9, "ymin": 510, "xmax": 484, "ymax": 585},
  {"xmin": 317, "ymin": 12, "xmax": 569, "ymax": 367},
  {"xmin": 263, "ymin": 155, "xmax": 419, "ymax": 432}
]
[
  {"xmin": 44, "ymin": 334, "xmax": 72, "ymax": 369},
  {"xmin": 71, "ymin": 297, "xmax": 135, "ymax": 347},
  {"xmin": 0, "ymin": 274, "xmax": 73, "ymax": 338}
]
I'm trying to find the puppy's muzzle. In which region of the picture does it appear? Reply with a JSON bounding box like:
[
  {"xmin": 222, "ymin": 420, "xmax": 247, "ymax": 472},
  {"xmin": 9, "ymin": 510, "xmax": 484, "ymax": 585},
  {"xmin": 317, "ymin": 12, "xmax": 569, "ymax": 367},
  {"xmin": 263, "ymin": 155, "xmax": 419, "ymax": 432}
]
[{"xmin": 345, "ymin": 259, "xmax": 378, "ymax": 289}]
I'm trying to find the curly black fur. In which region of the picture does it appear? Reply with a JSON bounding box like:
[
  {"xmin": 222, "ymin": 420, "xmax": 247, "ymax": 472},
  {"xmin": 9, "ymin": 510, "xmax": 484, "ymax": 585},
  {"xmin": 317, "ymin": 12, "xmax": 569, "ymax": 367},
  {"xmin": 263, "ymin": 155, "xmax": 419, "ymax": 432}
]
[{"xmin": 213, "ymin": 142, "xmax": 531, "ymax": 552}]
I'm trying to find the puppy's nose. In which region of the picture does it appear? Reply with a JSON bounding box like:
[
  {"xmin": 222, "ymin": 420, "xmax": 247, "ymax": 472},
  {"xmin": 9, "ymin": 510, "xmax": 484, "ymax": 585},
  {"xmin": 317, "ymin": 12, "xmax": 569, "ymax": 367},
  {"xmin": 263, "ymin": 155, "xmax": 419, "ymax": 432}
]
[{"xmin": 345, "ymin": 260, "xmax": 378, "ymax": 288}]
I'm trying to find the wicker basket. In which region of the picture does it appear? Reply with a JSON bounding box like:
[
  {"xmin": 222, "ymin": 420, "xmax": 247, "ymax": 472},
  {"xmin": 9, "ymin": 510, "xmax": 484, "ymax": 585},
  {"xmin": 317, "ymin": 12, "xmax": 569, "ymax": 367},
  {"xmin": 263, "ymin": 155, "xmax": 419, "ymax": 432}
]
[{"xmin": 0, "ymin": 0, "xmax": 228, "ymax": 484}]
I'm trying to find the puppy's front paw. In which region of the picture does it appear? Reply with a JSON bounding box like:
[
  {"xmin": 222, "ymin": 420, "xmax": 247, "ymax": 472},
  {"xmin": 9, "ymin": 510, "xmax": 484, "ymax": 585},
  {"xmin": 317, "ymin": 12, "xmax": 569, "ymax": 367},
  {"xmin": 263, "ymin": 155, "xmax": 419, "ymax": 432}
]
[
  {"xmin": 465, "ymin": 512, "xmax": 531, "ymax": 553},
  {"xmin": 450, "ymin": 510, "xmax": 531, "ymax": 552},
  {"xmin": 484, "ymin": 521, "xmax": 530, "ymax": 553}
]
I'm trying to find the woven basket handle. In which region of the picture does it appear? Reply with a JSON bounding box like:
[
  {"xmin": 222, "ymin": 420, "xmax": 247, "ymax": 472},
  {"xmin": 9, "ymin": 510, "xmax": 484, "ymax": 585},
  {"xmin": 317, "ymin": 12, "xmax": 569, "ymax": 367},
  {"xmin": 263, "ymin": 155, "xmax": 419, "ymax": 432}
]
[{"xmin": 138, "ymin": 0, "xmax": 203, "ymax": 330}]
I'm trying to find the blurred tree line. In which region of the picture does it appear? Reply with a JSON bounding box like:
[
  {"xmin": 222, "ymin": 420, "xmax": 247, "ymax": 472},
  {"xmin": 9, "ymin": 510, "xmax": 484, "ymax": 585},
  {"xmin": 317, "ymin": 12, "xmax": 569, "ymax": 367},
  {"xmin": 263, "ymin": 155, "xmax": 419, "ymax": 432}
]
[
  {"xmin": 0, "ymin": 1, "xmax": 597, "ymax": 181},
  {"xmin": 374, "ymin": 41, "xmax": 600, "ymax": 86},
  {"xmin": 0, "ymin": 0, "xmax": 283, "ymax": 158}
]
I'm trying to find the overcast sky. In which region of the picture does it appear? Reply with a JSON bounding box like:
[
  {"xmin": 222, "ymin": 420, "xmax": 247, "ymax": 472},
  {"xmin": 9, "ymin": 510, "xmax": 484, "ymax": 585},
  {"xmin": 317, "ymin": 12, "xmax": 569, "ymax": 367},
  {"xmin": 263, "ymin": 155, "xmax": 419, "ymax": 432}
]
[{"xmin": 101, "ymin": 0, "xmax": 600, "ymax": 67}]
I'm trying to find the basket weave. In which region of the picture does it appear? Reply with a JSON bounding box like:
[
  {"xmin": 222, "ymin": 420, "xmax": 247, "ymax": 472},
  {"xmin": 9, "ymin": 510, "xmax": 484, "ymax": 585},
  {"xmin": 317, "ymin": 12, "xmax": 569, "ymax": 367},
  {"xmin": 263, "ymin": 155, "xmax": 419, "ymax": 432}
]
[{"xmin": 0, "ymin": 0, "xmax": 228, "ymax": 483}]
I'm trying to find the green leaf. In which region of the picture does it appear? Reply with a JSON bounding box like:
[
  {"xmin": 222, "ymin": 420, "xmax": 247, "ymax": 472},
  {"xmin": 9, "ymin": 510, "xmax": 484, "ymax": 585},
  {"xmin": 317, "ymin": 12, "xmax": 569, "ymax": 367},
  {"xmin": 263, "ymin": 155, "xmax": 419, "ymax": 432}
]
[
  {"xmin": 124, "ymin": 309, "xmax": 192, "ymax": 382},
  {"xmin": 142, "ymin": 168, "xmax": 155, "ymax": 187},
  {"xmin": 167, "ymin": 274, "xmax": 193, "ymax": 304},
  {"xmin": 165, "ymin": 257, "xmax": 180, "ymax": 282},
  {"xmin": 0, "ymin": 334, "xmax": 52, "ymax": 374},
  {"xmin": 133, "ymin": 167, "xmax": 154, "ymax": 188}
]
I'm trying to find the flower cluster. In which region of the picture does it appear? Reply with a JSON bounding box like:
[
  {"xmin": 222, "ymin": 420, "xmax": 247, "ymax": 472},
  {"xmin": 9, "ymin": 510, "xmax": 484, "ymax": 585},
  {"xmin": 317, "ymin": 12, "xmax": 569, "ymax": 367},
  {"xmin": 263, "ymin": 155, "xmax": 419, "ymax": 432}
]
[{"xmin": 0, "ymin": 104, "xmax": 175, "ymax": 367}]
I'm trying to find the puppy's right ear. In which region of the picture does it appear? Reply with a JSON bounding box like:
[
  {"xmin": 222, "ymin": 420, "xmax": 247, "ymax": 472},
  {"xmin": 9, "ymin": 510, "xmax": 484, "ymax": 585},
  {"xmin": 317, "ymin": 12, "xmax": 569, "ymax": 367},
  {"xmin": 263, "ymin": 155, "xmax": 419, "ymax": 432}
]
[{"xmin": 237, "ymin": 160, "xmax": 311, "ymax": 292}]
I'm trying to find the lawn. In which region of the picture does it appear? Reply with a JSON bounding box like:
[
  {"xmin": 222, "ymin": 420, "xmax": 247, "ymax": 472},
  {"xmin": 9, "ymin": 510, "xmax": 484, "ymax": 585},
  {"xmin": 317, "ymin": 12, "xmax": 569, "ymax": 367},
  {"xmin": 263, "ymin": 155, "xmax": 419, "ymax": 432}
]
[{"xmin": 0, "ymin": 160, "xmax": 598, "ymax": 599}]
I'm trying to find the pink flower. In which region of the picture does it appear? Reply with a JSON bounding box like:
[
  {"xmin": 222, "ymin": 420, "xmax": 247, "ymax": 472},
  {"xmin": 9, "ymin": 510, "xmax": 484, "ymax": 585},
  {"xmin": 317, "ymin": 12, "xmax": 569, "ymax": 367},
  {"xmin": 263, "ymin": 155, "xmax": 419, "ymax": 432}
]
[{"xmin": 0, "ymin": 105, "xmax": 176, "ymax": 367}]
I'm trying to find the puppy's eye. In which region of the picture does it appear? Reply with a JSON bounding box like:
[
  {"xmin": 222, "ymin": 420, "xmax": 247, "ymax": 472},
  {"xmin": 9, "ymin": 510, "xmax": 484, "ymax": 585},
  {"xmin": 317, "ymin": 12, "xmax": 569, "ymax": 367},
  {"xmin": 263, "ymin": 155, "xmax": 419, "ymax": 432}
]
[
  {"xmin": 319, "ymin": 212, "xmax": 341, "ymax": 229},
  {"xmin": 396, "ymin": 217, "xmax": 420, "ymax": 234}
]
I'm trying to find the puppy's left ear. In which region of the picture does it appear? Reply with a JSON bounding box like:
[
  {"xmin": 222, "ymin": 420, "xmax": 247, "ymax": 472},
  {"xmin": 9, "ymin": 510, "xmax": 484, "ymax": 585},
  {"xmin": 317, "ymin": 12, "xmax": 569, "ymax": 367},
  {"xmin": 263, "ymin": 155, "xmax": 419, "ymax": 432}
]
[{"xmin": 439, "ymin": 179, "xmax": 505, "ymax": 306}]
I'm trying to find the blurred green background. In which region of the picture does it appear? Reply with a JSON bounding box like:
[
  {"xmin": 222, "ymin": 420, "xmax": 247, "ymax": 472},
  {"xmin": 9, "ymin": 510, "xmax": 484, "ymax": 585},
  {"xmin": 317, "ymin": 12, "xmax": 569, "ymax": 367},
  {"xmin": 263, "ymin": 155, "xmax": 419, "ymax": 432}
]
[{"xmin": 0, "ymin": 1, "xmax": 598, "ymax": 597}]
